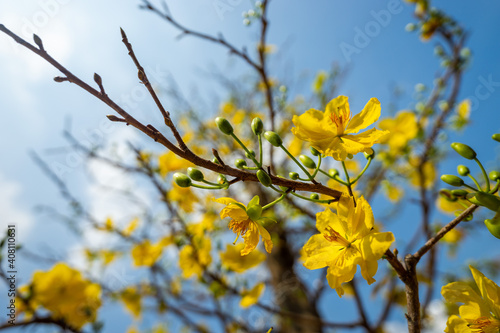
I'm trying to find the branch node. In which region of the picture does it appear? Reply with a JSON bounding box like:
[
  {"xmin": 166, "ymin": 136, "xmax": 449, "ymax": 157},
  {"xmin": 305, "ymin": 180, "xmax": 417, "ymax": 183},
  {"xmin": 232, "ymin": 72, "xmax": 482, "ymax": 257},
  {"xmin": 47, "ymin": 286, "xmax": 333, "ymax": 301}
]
[
  {"xmin": 106, "ymin": 115, "xmax": 127, "ymax": 123},
  {"xmin": 212, "ymin": 148, "xmax": 225, "ymax": 167}
]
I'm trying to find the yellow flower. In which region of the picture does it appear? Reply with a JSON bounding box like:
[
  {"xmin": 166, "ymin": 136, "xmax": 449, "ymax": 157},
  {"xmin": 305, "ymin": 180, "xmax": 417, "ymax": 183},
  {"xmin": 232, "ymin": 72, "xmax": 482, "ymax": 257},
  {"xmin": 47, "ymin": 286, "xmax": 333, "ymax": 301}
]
[
  {"xmin": 215, "ymin": 197, "xmax": 274, "ymax": 256},
  {"xmin": 291, "ymin": 96, "xmax": 388, "ymax": 161},
  {"xmin": 408, "ymin": 159, "xmax": 436, "ymax": 189},
  {"xmin": 179, "ymin": 236, "xmax": 212, "ymax": 279},
  {"xmin": 220, "ymin": 243, "xmax": 266, "ymax": 273},
  {"xmin": 437, "ymin": 196, "xmax": 468, "ymax": 215},
  {"xmin": 302, "ymin": 195, "xmax": 394, "ymax": 297},
  {"xmin": 240, "ymin": 282, "xmax": 265, "ymax": 308},
  {"xmin": 167, "ymin": 184, "xmax": 199, "ymax": 213},
  {"xmin": 120, "ymin": 286, "xmax": 142, "ymax": 319},
  {"xmin": 131, "ymin": 240, "xmax": 164, "ymax": 267},
  {"xmin": 30, "ymin": 263, "xmax": 101, "ymax": 329},
  {"xmin": 378, "ymin": 111, "xmax": 418, "ymax": 151},
  {"xmin": 382, "ymin": 180, "xmax": 404, "ymax": 203},
  {"xmin": 158, "ymin": 151, "xmax": 192, "ymax": 178},
  {"xmin": 123, "ymin": 217, "xmax": 139, "ymax": 237},
  {"xmin": 441, "ymin": 266, "xmax": 500, "ymax": 333}
]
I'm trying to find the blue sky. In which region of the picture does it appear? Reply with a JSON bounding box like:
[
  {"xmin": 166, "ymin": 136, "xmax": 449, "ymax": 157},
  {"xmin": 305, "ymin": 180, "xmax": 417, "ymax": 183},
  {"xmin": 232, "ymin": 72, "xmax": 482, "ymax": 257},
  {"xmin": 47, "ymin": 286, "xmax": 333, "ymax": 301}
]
[{"xmin": 1, "ymin": 1, "xmax": 500, "ymax": 332}]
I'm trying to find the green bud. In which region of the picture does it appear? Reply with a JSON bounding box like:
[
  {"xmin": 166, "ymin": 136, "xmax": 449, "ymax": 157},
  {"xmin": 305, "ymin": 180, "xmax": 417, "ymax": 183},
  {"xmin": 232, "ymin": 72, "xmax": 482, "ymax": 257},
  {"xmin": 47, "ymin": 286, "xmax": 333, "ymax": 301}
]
[
  {"xmin": 246, "ymin": 204, "xmax": 263, "ymax": 221},
  {"xmin": 451, "ymin": 189, "xmax": 468, "ymax": 197},
  {"xmin": 485, "ymin": 214, "xmax": 500, "ymax": 239},
  {"xmin": 173, "ymin": 173, "xmax": 191, "ymax": 188},
  {"xmin": 276, "ymin": 175, "xmax": 288, "ymax": 191},
  {"xmin": 475, "ymin": 192, "xmax": 500, "ymax": 212},
  {"xmin": 217, "ymin": 174, "xmax": 227, "ymax": 185},
  {"xmin": 451, "ymin": 142, "xmax": 477, "ymax": 160},
  {"xmin": 263, "ymin": 131, "xmax": 283, "ymax": 147},
  {"xmin": 439, "ymin": 189, "xmax": 454, "ymax": 201},
  {"xmin": 405, "ymin": 23, "xmax": 417, "ymax": 32},
  {"xmin": 310, "ymin": 193, "xmax": 319, "ymax": 200},
  {"xmin": 310, "ymin": 147, "xmax": 320, "ymax": 156},
  {"xmin": 441, "ymin": 174, "xmax": 464, "ymax": 187},
  {"xmin": 245, "ymin": 150, "xmax": 256, "ymax": 159},
  {"xmin": 251, "ymin": 117, "xmax": 264, "ymax": 135},
  {"xmin": 347, "ymin": 154, "xmax": 354, "ymax": 159},
  {"xmin": 466, "ymin": 193, "xmax": 481, "ymax": 205},
  {"xmin": 364, "ymin": 149, "xmax": 375, "ymax": 159},
  {"xmin": 299, "ymin": 155, "xmax": 316, "ymax": 169},
  {"xmin": 257, "ymin": 170, "xmax": 272, "ymax": 187},
  {"xmin": 329, "ymin": 169, "xmax": 339, "ymax": 178},
  {"xmin": 235, "ymin": 159, "xmax": 247, "ymax": 169},
  {"xmin": 212, "ymin": 157, "xmax": 220, "ymax": 165},
  {"xmin": 489, "ymin": 171, "xmax": 500, "ymax": 181},
  {"xmin": 289, "ymin": 172, "xmax": 299, "ymax": 180},
  {"xmin": 492, "ymin": 134, "xmax": 500, "ymax": 142},
  {"xmin": 187, "ymin": 167, "xmax": 204, "ymax": 181},
  {"xmin": 457, "ymin": 165, "xmax": 470, "ymax": 176},
  {"xmin": 215, "ymin": 117, "xmax": 234, "ymax": 135}
]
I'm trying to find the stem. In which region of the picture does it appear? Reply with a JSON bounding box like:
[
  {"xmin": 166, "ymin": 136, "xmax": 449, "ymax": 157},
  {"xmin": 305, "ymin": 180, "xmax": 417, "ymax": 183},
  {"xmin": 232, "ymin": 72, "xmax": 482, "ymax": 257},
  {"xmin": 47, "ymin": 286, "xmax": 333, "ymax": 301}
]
[
  {"xmin": 262, "ymin": 194, "xmax": 286, "ymax": 210},
  {"xmin": 290, "ymin": 191, "xmax": 334, "ymax": 204},
  {"xmin": 467, "ymin": 174, "xmax": 481, "ymax": 191},
  {"xmin": 490, "ymin": 181, "xmax": 500, "ymax": 194},
  {"xmin": 341, "ymin": 161, "xmax": 355, "ymax": 198},
  {"xmin": 319, "ymin": 169, "xmax": 350, "ymax": 186},
  {"xmin": 191, "ymin": 183, "xmax": 224, "ymax": 190},
  {"xmin": 463, "ymin": 183, "xmax": 478, "ymax": 191},
  {"xmin": 311, "ymin": 155, "xmax": 322, "ymax": 179},
  {"xmin": 258, "ymin": 134, "xmax": 263, "ymax": 165},
  {"xmin": 231, "ymin": 133, "xmax": 261, "ymax": 167},
  {"xmin": 350, "ymin": 157, "xmax": 373, "ymax": 185},
  {"xmin": 201, "ymin": 179, "xmax": 221, "ymax": 187},
  {"xmin": 474, "ymin": 157, "xmax": 490, "ymax": 191},
  {"xmin": 280, "ymin": 145, "xmax": 315, "ymax": 182}
]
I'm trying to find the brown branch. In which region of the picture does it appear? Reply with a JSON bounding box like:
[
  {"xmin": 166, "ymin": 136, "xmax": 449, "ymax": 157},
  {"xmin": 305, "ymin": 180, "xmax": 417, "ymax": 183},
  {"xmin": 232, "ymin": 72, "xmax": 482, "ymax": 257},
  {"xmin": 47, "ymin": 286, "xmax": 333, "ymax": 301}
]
[{"xmin": 0, "ymin": 24, "xmax": 342, "ymax": 200}]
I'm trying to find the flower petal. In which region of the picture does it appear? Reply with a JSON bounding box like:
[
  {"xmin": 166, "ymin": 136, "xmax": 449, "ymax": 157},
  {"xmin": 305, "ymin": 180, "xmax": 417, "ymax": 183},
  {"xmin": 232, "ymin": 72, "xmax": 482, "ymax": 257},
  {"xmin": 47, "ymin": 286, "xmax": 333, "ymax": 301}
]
[
  {"xmin": 470, "ymin": 266, "xmax": 500, "ymax": 318},
  {"xmin": 241, "ymin": 224, "xmax": 259, "ymax": 256},
  {"xmin": 346, "ymin": 97, "xmax": 381, "ymax": 134},
  {"xmin": 302, "ymin": 234, "xmax": 342, "ymax": 270},
  {"xmin": 255, "ymin": 223, "xmax": 273, "ymax": 253},
  {"xmin": 358, "ymin": 231, "xmax": 395, "ymax": 261}
]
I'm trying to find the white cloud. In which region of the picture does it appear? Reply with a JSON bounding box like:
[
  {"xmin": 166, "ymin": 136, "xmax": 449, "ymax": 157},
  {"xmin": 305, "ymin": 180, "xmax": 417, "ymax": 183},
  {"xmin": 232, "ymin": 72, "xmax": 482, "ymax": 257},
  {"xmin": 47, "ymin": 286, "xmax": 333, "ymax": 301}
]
[{"xmin": 0, "ymin": 173, "xmax": 33, "ymax": 242}]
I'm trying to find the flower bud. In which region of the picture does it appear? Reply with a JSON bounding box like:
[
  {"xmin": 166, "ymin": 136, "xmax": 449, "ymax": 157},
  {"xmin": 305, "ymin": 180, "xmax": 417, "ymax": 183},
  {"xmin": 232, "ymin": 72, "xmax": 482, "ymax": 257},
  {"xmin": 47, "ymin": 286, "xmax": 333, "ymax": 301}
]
[
  {"xmin": 492, "ymin": 133, "xmax": 500, "ymax": 142},
  {"xmin": 246, "ymin": 204, "xmax": 263, "ymax": 221},
  {"xmin": 485, "ymin": 214, "xmax": 500, "ymax": 239},
  {"xmin": 466, "ymin": 193, "xmax": 481, "ymax": 205},
  {"xmin": 251, "ymin": 117, "xmax": 264, "ymax": 135},
  {"xmin": 245, "ymin": 150, "xmax": 256, "ymax": 159},
  {"xmin": 440, "ymin": 174, "xmax": 464, "ymax": 187},
  {"xmin": 187, "ymin": 167, "xmax": 204, "ymax": 181},
  {"xmin": 328, "ymin": 169, "xmax": 339, "ymax": 178},
  {"xmin": 474, "ymin": 192, "xmax": 500, "ymax": 212},
  {"xmin": 263, "ymin": 131, "xmax": 283, "ymax": 147},
  {"xmin": 257, "ymin": 170, "xmax": 272, "ymax": 187},
  {"xmin": 451, "ymin": 189, "xmax": 468, "ymax": 197},
  {"xmin": 215, "ymin": 117, "xmax": 234, "ymax": 135},
  {"xmin": 457, "ymin": 165, "xmax": 470, "ymax": 176},
  {"xmin": 364, "ymin": 149, "xmax": 375, "ymax": 159},
  {"xmin": 173, "ymin": 173, "xmax": 191, "ymax": 188},
  {"xmin": 299, "ymin": 155, "xmax": 316, "ymax": 169},
  {"xmin": 489, "ymin": 171, "xmax": 500, "ymax": 181},
  {"xmin": 217, "ymin": 174, "xmax": 227, "ymax": 185},
  {"xmin": 212, "ymin": 157, "xmax": 220, "ymax": 165},
  {"xmin": 451, "ymin": 142, "xmax": 477, "ymax": 160},
  {"xmin": 289, "ymin": 172, "xmax": 299, "ymax": 180},
  {"xmin": 310, "ymin": 147, "xmax": 320, "ymax": 156},
  {"xmin": 235, "ymin": 159, "xmax": 247, "ymax": 169},
  {"xmin": 310, "ymin": 193, "xmax": 319, "ymax": 200}
]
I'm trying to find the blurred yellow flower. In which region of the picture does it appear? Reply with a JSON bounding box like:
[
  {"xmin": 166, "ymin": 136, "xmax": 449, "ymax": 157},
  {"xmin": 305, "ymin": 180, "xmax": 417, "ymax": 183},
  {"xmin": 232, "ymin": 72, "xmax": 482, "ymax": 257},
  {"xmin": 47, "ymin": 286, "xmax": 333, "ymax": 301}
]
[
  {"xmin": 120, "ymin": 286, "xmax": 142, "ymax": 319},
  {"xmin": 123, "ymin": 217, "xmax": 139, "ymax": 237},
  {"xmin": 131, "ymin": 240, "xmax": 164, "ymax": 267},
  {"xmin": 441, "ymin": 266, "xmax": 500, "ymax": 333},
  {"xmin": 437, "ymin": 196, "xmax": 467, "ymax": 215},
  {"xmin": 409, "ymin": 159, "xmax": 436, "ymax": 189},
  {"xmin": 291, "ymin": 96, "xmax": 388, "ymax": 161},
  {"xmin": 168, "ymin": 184, "xmax": 198, "ymax": 213},
  {"xmin": 302, "ymin": 195, "xmax": 394, "ymax": 297},
  {"xmin": 30, "ymin": 263, "xmax": 101, "ymax": 329},
  {"xmin": 220, "ymin": 243, "xmax": 266, "ymax": 273},
  {"xmin": 179, "ymin": 236, "xmax": 212, "ymax": 279},
  {"xmin": 378, "ymin": 111, "xmax": 418, "ymax": 151},
  {"xmin": 312, "ymin": 70, "xmax": 328, "ymax": 93},
  {"xmin": 382, "ymin": 180, "xmax": 404, "ymax": 203},
  {"xmin": 240, "ymin": 283, "xmax": 265, "ymax": 308},
  {"xmin": 215, "ymin": 197, "xmax": 274, "ymax": 256},
  {"xmin": 158, "ymin": 151, "xmax": 193, "ymax": 178}
]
